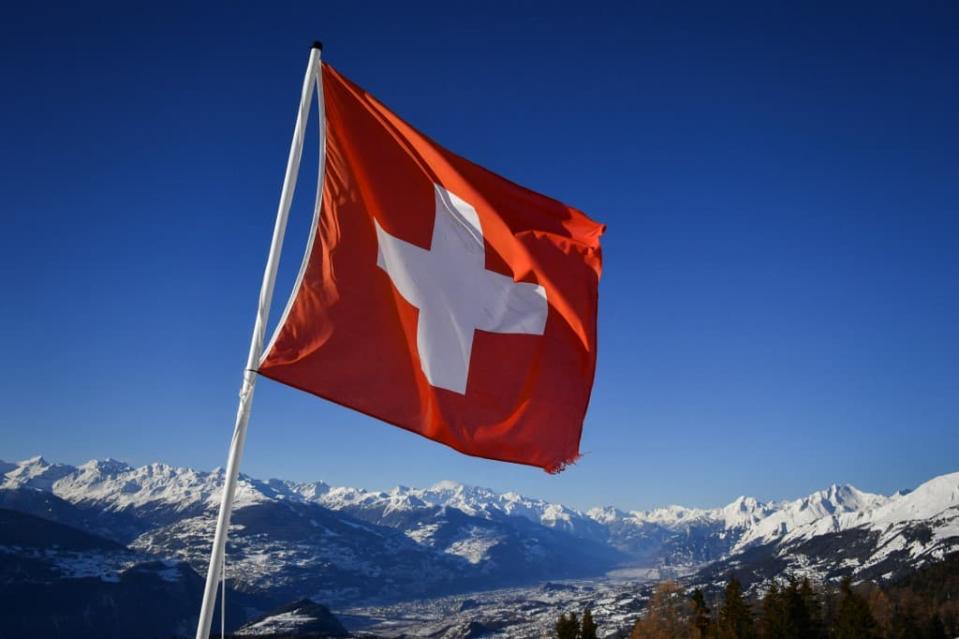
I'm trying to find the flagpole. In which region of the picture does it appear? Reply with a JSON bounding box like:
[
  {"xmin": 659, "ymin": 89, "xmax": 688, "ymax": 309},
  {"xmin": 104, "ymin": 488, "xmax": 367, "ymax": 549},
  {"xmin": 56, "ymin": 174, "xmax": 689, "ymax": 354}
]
[{"xmin": 194, "ymin": 42, "xmax": 323, "ymax": 639}]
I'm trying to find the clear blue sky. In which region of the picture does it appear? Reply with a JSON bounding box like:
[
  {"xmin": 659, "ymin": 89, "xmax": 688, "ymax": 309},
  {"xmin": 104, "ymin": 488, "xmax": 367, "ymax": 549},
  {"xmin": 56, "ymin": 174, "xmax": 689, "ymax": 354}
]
[{"xmin": 2, "ymin": 2, "xmax": 957, "ymax": 511}]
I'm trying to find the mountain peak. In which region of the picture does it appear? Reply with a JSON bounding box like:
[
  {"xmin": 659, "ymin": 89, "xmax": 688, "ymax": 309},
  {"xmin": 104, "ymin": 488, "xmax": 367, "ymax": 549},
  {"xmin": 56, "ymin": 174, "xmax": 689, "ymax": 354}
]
[
  {"xmin": 430, "ymin": 479, "xmax": 465, "ymax": 492},
  {"xmin": 235, "ymin": 598, "xmax": 348, "ymax": 637},
  {"xmin": 8, "ymin": 453, "xmax": 959, "ymax": 578},
  {"xmin": 3, "ymin": 456, "xmax": 75, "ymax": 491},
  {"xmin": 586, "ymin": 506, "xmax": 626, "ymax": 524},
  {"xmin": 865, "ymin": 470, "xmax": 959, "ymax": 526},
  {"xmin": 79, "ymin": 458, "xmax": 132, "ymax": 475}
]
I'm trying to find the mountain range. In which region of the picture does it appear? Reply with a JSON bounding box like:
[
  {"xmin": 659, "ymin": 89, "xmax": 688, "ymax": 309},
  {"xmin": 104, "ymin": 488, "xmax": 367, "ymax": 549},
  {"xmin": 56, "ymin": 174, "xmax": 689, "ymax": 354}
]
[{"xmin": 1, "ymin": 455, "xmax": 957, "ymax": 637}]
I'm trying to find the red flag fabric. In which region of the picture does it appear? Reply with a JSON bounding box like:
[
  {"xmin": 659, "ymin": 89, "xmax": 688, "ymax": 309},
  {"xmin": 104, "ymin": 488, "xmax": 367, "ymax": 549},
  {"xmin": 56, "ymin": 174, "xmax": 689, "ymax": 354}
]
[{"xmin": 258, "ymin": 64, "xmax": 604, "ymax": 473}]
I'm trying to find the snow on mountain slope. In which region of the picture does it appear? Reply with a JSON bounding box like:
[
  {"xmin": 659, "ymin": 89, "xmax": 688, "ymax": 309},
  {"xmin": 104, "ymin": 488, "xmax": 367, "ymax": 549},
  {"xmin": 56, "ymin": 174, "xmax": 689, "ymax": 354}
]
[
  {"xmin": 586, "ymin": 496, "xmax": 772, "ymax": 534},
  {"xmin": 718, "ymin": 496, "xmax": 776, "ymax": 529},
  {"xmin": 235, "ymin": 599, "xmax": 348, "ymax": 637},
  {"xmin": 128, "ymin": 499, "xmax": 466, "ymax": 603},
  {"xmin": 307, "ymin": 479, "xmax": 603, "ymax": 540},
  {"xmin": 0, "ymin": 457, "xmax": 628, "ymax": 602},
  {"xmin": 735, "ymin": 484, "xmax": 890, "ymax": 548},
  {"xmin": 2, "ymin": 454, "xmax": 958, "ymax": 632},
  {"xmin": 0, "ymin": 507, "xmax": 265, "ymax": 638},
  {"xmin": 1, "ymin": 457, "xmax": 302, "ymax": 530},
  {"xmin": 860, "ymin": 472, "xmax": 959, "ymax": 528},
  {"xmin": 748, "ymin": 472, "xmax": 959, "ymax": 551},
  {"xmin": 2, "ymin": 456, "xmax": 748, "ymax": 547},
  {"xmin": 694, "ymin": 472, "xmax": 959, "ymax": 592},
  {"xmin": 859, "ymin": 473, "xmax": 959, "ymax": 566},
  {"xmin": 0, "ymin": 506, "xmax": 217, "ymax": 597},
  {"xmin": 3, "ymin": 455, "xmax": 76, "ymax": 490},
  {"xmin": 3, "ymin": 455, "xmax": 958, "ymax": 579}
]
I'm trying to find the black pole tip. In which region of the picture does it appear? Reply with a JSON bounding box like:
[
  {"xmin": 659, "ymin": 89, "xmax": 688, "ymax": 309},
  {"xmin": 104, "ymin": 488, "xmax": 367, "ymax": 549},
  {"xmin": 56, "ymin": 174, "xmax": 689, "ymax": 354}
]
[{"xmin": 311, "ymin": 41, "xmax": 324, "ymax": 51}]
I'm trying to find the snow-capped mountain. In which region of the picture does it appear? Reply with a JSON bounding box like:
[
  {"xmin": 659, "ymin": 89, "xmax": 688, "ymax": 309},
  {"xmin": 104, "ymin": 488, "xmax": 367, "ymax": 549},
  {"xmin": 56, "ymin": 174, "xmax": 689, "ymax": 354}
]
[
  {"xmin": 2, "ymin": 455, "xmax": 958, "ymax": 606},
  {"xmin": 734, "ymin": 483, "xmax": 891, "ymax": 548},
  {"xmin": 750, "ymin": 473, "xmax": 956, "ymax": 587},
  {"xmin": 0, "ymin": 507, "xmax": 262, "ymax": 639},
  {"xmin": 0, "ymin": 456, "xmax": 625, "ymax": 605},
  {"xmin": 234, "ymin": 599, "xmax": 348, "ymax": 637}
]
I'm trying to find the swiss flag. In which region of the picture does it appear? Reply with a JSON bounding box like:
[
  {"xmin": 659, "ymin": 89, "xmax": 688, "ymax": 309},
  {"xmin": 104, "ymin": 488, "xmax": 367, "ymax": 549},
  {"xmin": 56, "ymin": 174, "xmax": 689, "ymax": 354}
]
[{"xmin": 258, "ymin": 64, "xmax": 604, "ymax": 473}]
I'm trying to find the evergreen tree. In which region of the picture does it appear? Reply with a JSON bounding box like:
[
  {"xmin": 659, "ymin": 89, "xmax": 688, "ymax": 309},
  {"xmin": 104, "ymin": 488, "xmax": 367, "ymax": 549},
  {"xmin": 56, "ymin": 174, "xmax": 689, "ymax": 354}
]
[
  {"xmin": 760, "ymin": 582, "xmax": 786, "ymax": 639},
  {"xmin": 782, "ymin": 579, "xmax": 813, "ymax": 639},
  {"xmin": 798, "ymin": 578, "xmax": 824, "ymax": 639},
  {"xmin": 754, "ymin": 579, "xmax": 815, "ymax": 639},
  {"xmin": 581, "ymin": 608, "xmax": 598, "ymax": 639},
  {"xmin": 717, "ymin": 577, "xmax": 756, "ymax": 639},
  {"xmin": 556, "ymin": 612, "xmax": 580, "ymax": 639},
  {"xmin": 832, "ymin": 578, "xmax": 879, "ymax": 639},
  {"xmin": 690, "ymin": 588, "xmax": 712, "ymax": 639}
]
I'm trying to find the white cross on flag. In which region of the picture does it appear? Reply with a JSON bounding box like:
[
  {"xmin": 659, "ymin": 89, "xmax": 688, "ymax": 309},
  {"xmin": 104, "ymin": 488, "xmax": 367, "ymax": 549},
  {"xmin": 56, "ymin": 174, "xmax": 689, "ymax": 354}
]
[
  {"xmin": 258, "ymin": 64, "xmax": 604, "ymax": 472},
  {"xmin": 375, "ymin": 184, "xmax": 549, "ymax": 394}
]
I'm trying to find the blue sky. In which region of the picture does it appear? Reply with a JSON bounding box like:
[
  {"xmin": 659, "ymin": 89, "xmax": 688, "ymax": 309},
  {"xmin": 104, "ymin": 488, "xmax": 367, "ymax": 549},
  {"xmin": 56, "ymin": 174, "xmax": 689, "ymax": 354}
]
[{"xmin": 2, "ymin": 2, "xmax": 957, "ymax": 511}]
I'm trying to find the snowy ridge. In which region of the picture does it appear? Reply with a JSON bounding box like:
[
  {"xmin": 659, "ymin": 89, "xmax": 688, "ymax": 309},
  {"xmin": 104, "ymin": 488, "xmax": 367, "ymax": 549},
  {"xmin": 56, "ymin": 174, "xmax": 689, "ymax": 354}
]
[
  {"xmin": 2, "ymin": 457, "xmax": 313, "ymax": 522},
  {"xmin": 736, "ymin": 484, "xmax": 890, "ymax": 548},
  {"xmin": 0, "ymin": 456, "xmax": 953, "ymax": 548},
  {"xmin": 2, "ymin": 455, "xmax": 958, "ymax": 581},
  {"xmin": 859, "ymin": 471, "xmax": 959, "ymax": 527},
  {"xmin": 308, "ymin": 479, "xmax": 594, "ymax": 535},
  {"xmin": 2, "ymin": 455, "xmax": 957, "ymax": 635},
  {"xmin": 234, "ymin": 599, "xmax": 348, "ymax": 637}
]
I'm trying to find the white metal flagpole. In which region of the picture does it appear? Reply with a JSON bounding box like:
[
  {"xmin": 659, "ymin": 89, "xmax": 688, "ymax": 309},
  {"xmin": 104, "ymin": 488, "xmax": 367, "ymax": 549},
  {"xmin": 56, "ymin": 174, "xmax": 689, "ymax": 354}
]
[{"xmin": 194, "ymin": 42, "xmax": 323, "ymax": 639}]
